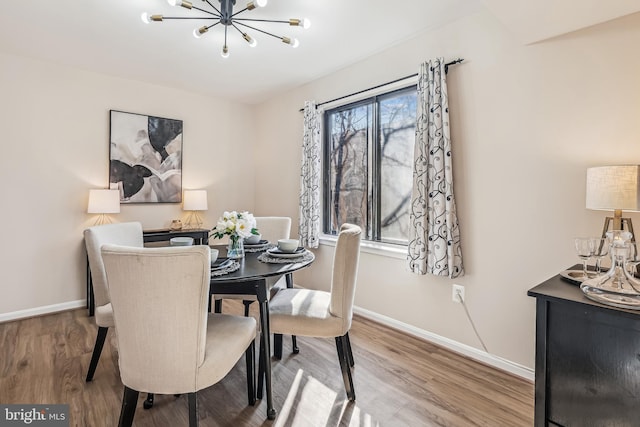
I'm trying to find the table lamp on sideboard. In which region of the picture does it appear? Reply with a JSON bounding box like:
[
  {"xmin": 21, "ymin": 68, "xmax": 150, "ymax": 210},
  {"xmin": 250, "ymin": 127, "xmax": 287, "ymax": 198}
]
[
  {"xmin": 87, "ymin": 189, "xmax": 120, "ymax": 225},
  {"xmin": 183, "ymin": 190, "xmax": 208, "ymax": 229},
  {"xmin": 586, "ymin": 165, "xmax": 640, "ymax": 240}
]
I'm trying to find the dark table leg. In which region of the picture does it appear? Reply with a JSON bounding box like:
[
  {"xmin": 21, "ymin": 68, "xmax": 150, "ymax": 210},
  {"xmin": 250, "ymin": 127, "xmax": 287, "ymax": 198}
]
[{"xmin": 256, "ymin": 279, "xmax": 276, "ymax": 420}]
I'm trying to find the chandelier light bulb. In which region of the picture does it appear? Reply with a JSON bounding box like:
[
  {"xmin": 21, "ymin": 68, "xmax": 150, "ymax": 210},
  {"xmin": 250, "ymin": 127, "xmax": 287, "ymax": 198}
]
[
  {"xmin": 255, "ymin": 0, "xmax": 268, "ymax": 7},
  {"xmin": 221, "ymin": 45, "xmax": 229, "ymax": 58},
  {"xmin": 141, "ymin": 12, "xmax": 151, "ymax": 24},
  {"xmin": 302, "ymin": 18, "xmax": 311, "ymax": 29},
  {"xmin": 291, "ymin": 38, "xmax": 300, "ymax": 48},
  {"xmin": 193, "ymin": 26, "xmax": 208, "ymax": 38},
  {"xmin": 243, "ymin": 33, "xmax": 257, "ymax": 47},
  {"xmin": 167, "ymin": 0, "xmax": 178, "ymax": 5}
]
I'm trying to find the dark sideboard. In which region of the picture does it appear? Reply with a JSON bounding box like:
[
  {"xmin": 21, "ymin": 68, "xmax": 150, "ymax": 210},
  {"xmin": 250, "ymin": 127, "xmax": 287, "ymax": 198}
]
[
  {"xmin": 86, "ymin": 228, "xmax": 210, "ymax": 316},
  {"xmin": 527, "ymin": 267, "xmax": 640, "ymax": 426}
]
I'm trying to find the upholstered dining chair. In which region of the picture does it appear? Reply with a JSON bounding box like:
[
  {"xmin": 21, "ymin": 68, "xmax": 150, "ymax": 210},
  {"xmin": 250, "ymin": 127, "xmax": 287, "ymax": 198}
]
[
  {"xmin": 101, "ymin": 245, "xmax": 257, "ymax": 427},
  {"xmin": 83, "ymin": 221, "xmax": 144, "ymax": 382},
  {"xmin": 266, "ymin": 223, "xmax": 362, "ymax": 401}
]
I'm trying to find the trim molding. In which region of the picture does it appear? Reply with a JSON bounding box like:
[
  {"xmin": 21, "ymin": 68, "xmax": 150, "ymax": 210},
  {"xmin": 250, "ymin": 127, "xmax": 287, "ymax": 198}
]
[
  {"xmin": 353, "ymin": 305, "xmax": 535, "ymax": 381},
  {"xmin": 0, "ymin": 300, "xmax": 86, "ymax": 323}
]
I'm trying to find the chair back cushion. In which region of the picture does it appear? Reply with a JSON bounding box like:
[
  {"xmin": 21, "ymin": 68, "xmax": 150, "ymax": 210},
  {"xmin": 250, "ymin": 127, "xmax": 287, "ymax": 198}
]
[
  {"xmin": 329, "ymin": 224, "xmax": 362, "ymax": 334},
  {"xmin": 255, "ymin": 217, "xmax": 291, "ymax": 242},
  {"xmin": 101, "ymin": 245, "xmax": 211, "ymax": 393},
  {"xmin": 84, "ymin": 222, "xmax": 144, "ymax": 309}
]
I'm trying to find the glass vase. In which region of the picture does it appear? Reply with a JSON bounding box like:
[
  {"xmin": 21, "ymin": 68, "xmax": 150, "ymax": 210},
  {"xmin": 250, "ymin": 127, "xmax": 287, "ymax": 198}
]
[{"xmin": 227, "ymin": 235, "xmax": 244, "ymax": 259}]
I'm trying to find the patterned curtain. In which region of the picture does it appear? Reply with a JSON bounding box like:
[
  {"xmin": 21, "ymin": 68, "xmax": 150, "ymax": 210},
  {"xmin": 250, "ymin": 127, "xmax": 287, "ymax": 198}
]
[
  {"xmin": 407, "ymin": 59, "xmax": 464, "ymax": 278},
  {"xmin": 299, "ymin": 101, "xmax": 321, "ymax": 248}
]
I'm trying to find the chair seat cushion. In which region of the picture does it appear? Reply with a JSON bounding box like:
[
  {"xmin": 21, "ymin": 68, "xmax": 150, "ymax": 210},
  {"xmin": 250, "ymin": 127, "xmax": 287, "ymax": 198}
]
[
  {"xmin": 269, "ymin": 289, "xmax": 345, "ymax": 338},
  {"xmin": 196, "ymin": 314, "xmax": 257, "ymax": 391},
  {"xmin": 95, "ymin": 303, "xmax": 114, "ymax": 327}
]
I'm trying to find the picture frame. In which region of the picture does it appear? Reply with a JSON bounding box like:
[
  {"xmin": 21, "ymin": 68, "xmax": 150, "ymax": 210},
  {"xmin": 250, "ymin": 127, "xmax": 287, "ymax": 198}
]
[{"xmin": 109, "ymin": 110, "xmax": 183, "ymax": 203}]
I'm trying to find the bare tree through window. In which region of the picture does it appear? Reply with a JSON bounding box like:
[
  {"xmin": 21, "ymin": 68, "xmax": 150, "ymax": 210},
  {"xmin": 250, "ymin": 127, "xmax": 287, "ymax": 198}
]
[{"xmin": 324, "ymin": 87, "xmax": 416, "ymax": 244}]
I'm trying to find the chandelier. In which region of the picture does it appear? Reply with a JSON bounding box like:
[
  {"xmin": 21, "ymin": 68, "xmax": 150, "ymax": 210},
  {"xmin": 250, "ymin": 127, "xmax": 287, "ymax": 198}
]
[{"xmin": 141, "ymin": 0, "xmax": 311, "ymax": 58}]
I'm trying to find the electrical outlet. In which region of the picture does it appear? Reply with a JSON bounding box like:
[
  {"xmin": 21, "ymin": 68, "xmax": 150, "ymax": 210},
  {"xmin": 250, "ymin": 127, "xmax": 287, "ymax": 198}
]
[{"xmin": 452, "ymin": 284, "xmax": 465, "ymax": 303}]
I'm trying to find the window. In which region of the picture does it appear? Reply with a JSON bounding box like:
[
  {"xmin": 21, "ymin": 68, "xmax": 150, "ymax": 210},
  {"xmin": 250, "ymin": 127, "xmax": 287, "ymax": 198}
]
[{"xmin": 323, "ymin": 86, "xmax": 417, "ymax": 245}]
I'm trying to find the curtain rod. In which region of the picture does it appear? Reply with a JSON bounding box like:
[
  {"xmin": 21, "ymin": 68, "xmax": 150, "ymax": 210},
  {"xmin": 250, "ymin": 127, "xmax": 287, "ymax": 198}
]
[{"xmin": 299, "ymin": 58, "xmax": 464, "ymax": 112}]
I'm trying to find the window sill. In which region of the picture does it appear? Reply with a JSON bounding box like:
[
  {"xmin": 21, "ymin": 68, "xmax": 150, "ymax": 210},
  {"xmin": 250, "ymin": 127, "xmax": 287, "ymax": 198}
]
[{"xmin": 319, "ymin": 235, "xmax": 407, "ymax": 259}]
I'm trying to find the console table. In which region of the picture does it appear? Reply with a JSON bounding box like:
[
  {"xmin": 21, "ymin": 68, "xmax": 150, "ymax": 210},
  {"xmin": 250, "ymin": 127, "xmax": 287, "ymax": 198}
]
[
  {"xmin": 86, "ymin": 228, "xmax": 210, "ymax": 316},
  {"xmin": 527, "ymin": 267, "xmax": 640, "ymax": 426}
]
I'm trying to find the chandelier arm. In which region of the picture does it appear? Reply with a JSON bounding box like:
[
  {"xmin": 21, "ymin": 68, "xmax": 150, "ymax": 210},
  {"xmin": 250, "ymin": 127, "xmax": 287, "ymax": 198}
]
[
  {"xmin": 160, "ymin": 16, "xmax": 220, "ymax": 20},
  {"xmin": 234, "ymin": 21, "xmax": 283, "ymax": 40},
  {"xmin": 231, "ymin": 6, "xmax": 249, "ymax": 17},
  {"xmin": 230, "ymin": 22, "xmax": 248, "ymax": 36},
  {"xmin": 233, "ymin": 18, "xmax": 291, "ymax": 24},
  {"xmin": 190, "ymin": 5, "xmax": 220, "ymax": 16},
  {"xmin": 202, "ymin": 0, "xmax": 222, "ymax": 15}
]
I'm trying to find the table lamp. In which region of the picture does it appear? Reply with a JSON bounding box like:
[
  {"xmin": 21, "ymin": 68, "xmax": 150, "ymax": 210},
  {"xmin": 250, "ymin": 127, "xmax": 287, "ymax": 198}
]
[
  {"xmin": 87, "ymin": 189, "xmax": 121, "ymax": 225},
  {"xmin": 586, "ymin": 165, "xmax": 640, "ymax": 240},
  {"xmin": 183, "ymin": 190, "xmax": 208, "ymax": 229}
]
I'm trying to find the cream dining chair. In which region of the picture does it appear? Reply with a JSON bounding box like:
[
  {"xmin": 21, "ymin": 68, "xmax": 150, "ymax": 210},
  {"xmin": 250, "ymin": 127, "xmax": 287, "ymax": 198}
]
[
  {"xmin": 266, "ymin": 223, "xmax": 362, "ymax": 401},
  {"xmin": 101, "ymin": 244, "xmax": 257, "ymax": 427},
  {"xmin": 84, "ymin": 221, "xmax": 144, "ymax": 382}
]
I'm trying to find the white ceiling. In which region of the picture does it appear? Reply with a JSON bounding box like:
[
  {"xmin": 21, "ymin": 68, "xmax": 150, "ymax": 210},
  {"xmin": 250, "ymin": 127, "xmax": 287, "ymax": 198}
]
[{"xmin": 1, "ymin": 1, "xmax": 638, "ymax": 105}]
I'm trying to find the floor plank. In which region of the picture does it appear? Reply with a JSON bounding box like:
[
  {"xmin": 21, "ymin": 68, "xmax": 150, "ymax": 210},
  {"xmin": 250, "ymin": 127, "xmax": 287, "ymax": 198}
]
[{"xmin": 0, "ymin": 303, "xmax": 533, "ymax": 426}]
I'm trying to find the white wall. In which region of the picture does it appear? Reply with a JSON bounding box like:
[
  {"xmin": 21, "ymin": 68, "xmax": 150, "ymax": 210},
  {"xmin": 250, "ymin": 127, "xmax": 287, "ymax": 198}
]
[
  {"xmin": 0, "ymin": 53, "xmax": 256, "ymax": 315},
  {"xmin": 253, "ymin": 10, "xmax": 640, "ymax": 369}
]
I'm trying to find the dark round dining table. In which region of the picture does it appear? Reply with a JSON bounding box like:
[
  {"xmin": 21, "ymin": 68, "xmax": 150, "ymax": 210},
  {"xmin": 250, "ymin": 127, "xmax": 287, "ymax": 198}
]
[{"xmin": 208, "ymin": 245, "xmax": 314, "ymax": 420}]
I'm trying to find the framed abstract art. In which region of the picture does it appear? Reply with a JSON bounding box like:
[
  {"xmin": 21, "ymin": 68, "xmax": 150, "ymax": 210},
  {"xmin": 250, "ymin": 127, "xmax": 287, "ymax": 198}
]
[{"xmin": 109, "ymin": 110, "xmax": 183, "ymax": 203}]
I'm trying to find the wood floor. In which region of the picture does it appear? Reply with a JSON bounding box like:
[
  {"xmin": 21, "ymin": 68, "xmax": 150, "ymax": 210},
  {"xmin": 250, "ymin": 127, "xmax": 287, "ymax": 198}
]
[{"xmin": 0, "ymin": 303, "xmax": 534, "ymax": 426}]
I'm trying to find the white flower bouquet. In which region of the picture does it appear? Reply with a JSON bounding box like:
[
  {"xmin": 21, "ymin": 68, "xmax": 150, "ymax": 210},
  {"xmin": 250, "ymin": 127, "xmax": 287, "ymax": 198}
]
[{"xmin": 212, "ymin": 211, "xmax": 258, "ymax": 243}]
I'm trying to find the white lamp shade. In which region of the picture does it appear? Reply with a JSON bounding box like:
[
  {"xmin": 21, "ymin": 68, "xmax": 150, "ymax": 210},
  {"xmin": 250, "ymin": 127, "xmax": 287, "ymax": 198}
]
[
  {"xmin": 586, "ymin": 165, "xmax": 640, "ymax": 212},
  {"xmin": 87, "ymin": 189, "xmax": 121, "ymax": 214},
  {"xmin": 183, "ymin": 190, "xmax": 208, "ymax": 211}
]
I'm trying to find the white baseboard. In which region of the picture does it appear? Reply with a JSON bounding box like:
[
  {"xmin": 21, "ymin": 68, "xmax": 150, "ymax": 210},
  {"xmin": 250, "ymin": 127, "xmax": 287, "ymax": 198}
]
[
  {"xmin": 0, "ymin": 300, "xmax": 86, "ymax": 323},
  {"xmin": 353, "ymin": 306, "xmax": 535, "ymax": 382},
  {"xmin": 0, "ymin": 299, "xmax": 535, "ymax": 381}
]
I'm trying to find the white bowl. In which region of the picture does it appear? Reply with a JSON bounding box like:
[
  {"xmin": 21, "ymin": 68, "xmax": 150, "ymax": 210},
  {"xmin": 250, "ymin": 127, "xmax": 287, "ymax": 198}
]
[
  {"xmin": 210, "ymin": 248, "xmax": 219, "ymax": 264},
  {"xmin": 170, "ymin": 237, "xmax": 194, "ymax": 246},
  {"xmin": 245, "ymin": 233, "xmax": 262, "ymax": 244},
  {"xmin": 277, "ymin": 239, "xmax": 299, "ymax": 253}
]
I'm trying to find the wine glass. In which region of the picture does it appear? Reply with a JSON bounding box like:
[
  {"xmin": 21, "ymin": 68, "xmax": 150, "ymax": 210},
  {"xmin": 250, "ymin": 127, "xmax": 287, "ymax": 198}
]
[
  {"xmin": 590, "ymin": 237, "xmax": 609, "ymax": 276},
  {"xmin": 625, "ymin": 241, "xmax": 640, "ymax": 277},
  {"xmin": 574, "ymin": 237, "xmax": 595, "ymax": 278}
]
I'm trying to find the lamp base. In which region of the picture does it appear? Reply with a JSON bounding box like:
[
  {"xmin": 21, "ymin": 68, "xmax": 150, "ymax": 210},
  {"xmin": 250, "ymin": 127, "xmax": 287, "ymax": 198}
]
[
  {"xmin": 93, "ymin": 214, "xmax": 113, "ymax": 226},
  {"xmin": 184, "ymin": 211, "xmax": 203, "ymax": 230}
]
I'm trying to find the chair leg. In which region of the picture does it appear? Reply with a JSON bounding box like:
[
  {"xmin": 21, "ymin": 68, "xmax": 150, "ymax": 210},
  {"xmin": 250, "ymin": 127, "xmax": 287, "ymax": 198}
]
[
  {"xmin": 245, "ymin": 340, "xmax": 256, "ymax": 406},
  {"xmin": 188, "ymin": 392, "xmax": 198, "ymax": 427},
  {"xmin": 274, "ymin": 334, "xmax": 283, "ymax": 360},
  {"xmin": 214, "ymin": 299, "xmax": 222, "ymax": 313},
  {"xmin": 257, "ymin": 339, "xmax": 264, "ymax": 400},
  {"xmin": 143, "ymin": 393, "xmax": 154, "ymax": 409},
  {"xmin": 243, "ymin": 300, "xmax": 253, "ymax": 317},
  {"xmin": 86, "ymin": 326, "xmax": 108, "ymax": 382},
  {"xmin": 345, "ymin": 332, "xmax": 355, "ymax": 367},
  {"xmin": 335, "ymin": 334, "xmax": 356, "ymax": 401},
  {"xmin": 118, "ymin": 386, "xmax": 138, "ymax": 427},
  {"xmin": 285, "ymin": 273, "xmax": 300, "ymax": 354}
]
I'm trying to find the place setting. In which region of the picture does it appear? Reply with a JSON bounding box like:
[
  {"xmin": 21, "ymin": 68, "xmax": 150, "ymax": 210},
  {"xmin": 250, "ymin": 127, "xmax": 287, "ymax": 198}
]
[
  {"xmin": 210, "ymin": 248, "xmax": 240, "ymax": 276},
  {"xmin": 258, "ymin": 239, "xmax": 315, "ymax": 264},
  {"xmin": 243, "ymin": 233, "xmax": 274, "ymax": 253}
]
